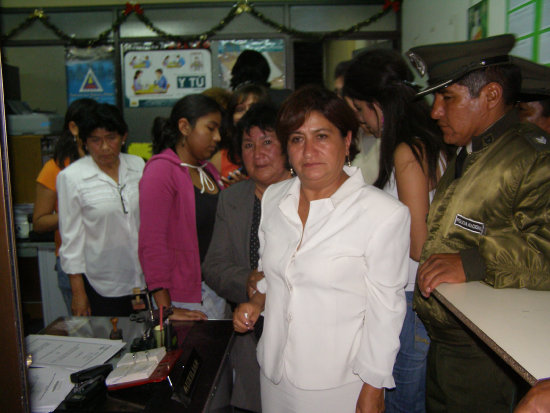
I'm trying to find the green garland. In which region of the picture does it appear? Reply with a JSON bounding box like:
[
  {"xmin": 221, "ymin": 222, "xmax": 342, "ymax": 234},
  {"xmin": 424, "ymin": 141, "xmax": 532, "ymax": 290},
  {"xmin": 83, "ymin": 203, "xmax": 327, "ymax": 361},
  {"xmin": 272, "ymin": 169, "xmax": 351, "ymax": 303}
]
[{"xmin": 0, "ymin": 0, "xmax": 401, "ymax": 47}]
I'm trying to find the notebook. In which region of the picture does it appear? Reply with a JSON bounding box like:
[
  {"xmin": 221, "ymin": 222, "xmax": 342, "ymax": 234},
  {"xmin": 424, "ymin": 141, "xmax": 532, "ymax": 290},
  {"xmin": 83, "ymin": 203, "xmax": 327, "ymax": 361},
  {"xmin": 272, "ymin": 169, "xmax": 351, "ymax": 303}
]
[{"xmin": 105, "ymin": 347, "xmax": 166, "ymax": 386}]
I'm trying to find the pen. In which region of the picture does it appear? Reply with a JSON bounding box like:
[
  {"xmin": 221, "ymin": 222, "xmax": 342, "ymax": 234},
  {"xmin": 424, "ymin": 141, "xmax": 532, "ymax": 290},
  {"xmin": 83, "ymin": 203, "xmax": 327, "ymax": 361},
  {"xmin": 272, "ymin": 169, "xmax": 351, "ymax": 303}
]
[{"xmin": 160, "ymin": 306, "xmax": 164, "ymax": 333}]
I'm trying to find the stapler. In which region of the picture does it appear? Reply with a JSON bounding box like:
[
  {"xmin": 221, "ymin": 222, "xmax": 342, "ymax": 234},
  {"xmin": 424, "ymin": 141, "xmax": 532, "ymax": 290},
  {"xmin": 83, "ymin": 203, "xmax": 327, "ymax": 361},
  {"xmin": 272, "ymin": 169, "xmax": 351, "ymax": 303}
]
[
  {"xmin": 70, "ymin": 364, "xmax": 113, "ymax": 384},
  {"xmin": 63, "ymin": 364, "xmax": 113, "ymax": 409}
]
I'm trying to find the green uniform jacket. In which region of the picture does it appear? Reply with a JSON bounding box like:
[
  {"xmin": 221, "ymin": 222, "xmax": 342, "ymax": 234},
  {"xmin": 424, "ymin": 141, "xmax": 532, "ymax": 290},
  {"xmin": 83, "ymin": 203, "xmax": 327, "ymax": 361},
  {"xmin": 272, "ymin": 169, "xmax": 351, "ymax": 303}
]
[{"xmin": 414, "ymin": 110, "xmax": 550, "ymax": 341}]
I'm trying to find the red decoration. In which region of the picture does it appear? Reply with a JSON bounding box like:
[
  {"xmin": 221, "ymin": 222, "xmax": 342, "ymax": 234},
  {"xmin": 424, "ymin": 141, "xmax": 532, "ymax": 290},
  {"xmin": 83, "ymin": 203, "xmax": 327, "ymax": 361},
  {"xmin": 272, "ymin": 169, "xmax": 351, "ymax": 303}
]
[
  {"xmin": 124, "ymin": 2, "xmax": 133, "ymax": 15},
  {"xmin": 124, "ymin": 2, "xmax": 144, "ymax": 16},
  {"xmin": 383, "ymin": 0, "xmax": 401, "ymax": 12}
]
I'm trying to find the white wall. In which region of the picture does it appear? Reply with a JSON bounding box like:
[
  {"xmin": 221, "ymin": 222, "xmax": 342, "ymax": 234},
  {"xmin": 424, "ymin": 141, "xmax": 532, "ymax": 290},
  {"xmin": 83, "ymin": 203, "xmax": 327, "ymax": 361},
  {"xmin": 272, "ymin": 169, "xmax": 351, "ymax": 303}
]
[
  {"xmin": 401, "ymin": 0, "xmax": 508, "ymax": 86},
  {"xmin": 401, "ymin": 0, "xmax": 507, "ymax": 52}
]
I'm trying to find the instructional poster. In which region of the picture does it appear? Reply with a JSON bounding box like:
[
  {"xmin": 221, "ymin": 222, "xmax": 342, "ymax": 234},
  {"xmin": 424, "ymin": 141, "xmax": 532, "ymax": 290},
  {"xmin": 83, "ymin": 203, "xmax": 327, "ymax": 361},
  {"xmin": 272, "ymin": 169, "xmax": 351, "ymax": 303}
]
[
  {"xmin": 66, "ymin": 46, "xmax": 116, "ymax": 105},
  {"xmin": 123, "ymin": 49, "xmax": 212, "ymax": 107}
]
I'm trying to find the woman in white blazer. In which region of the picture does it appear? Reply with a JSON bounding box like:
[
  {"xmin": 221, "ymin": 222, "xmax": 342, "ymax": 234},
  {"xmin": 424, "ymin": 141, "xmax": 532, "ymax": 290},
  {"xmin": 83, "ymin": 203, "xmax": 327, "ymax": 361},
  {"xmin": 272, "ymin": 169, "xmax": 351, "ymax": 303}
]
[{"xmin": 234, "ymin": 86, "xmax": 410, "ymax": 413}]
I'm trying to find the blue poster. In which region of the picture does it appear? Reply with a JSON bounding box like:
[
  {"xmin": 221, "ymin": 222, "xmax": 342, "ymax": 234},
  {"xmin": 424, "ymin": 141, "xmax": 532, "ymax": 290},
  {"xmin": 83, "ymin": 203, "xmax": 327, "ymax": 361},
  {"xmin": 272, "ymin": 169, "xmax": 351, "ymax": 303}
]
[{"xmin": 66, "ymin": 46, "xmax": 116, "ymax": 105}]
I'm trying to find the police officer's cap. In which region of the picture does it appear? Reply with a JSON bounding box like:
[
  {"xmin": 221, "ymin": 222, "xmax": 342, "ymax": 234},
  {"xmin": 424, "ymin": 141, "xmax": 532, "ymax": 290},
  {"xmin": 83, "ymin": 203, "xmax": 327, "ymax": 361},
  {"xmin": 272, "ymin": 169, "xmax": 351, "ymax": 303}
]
[
  {"xmin": 511, "ymin": 56, "xmax": 550, "ymax": 102},
  {"xmin": 406, "ymin": 34, "xmax": 516, "ymax": 97}
]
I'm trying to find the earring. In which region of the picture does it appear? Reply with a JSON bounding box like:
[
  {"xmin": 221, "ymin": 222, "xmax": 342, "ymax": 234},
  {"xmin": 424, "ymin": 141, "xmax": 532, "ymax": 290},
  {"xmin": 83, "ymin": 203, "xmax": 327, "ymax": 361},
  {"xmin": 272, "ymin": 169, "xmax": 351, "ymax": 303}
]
[
  {"xmin": 73, "ymin": 135, "xmax": 77, "ymax": 143},
  {"xmin": 346, "ymin": 155, "xmax": 351, "ymax": 167},
  {"xmin": 289, "ymin": 167, "xmax": 294, "ymax": 176}
]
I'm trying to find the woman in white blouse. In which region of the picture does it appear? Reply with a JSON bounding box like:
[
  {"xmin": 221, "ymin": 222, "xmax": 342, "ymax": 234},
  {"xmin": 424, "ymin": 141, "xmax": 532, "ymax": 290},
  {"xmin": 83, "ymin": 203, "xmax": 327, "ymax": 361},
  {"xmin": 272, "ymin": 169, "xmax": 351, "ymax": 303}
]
[
  {"xmin": 233, "ymin": 86, "xmax": 410, "ymax": 413},
  {"xmin": 57, "ymin": 103, "xmax": 145, "ymax": 316}
]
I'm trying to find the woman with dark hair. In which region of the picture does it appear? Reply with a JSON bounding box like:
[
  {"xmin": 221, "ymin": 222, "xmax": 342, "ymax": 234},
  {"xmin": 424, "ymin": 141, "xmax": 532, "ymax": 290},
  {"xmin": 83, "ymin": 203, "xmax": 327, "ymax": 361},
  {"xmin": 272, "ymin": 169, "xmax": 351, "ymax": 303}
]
[
  {"xmin": 133, "ymin": 70, "xmax": 144, "ymax": 91},
  {"xmin": 33, "ymin": 98, "xmax": 97, "ymax": 313},
  {"xmin": 139, "ymin": 94, "xmax": 227, "ymax": 320},
  {"xmin": 203, "ymin": 102, "xmax": 291, "ymax": 412},
  {"xmin": 211, "ymin": 83, "xmax": 270, "ymax": 183},
  {"xmin": 229, "ymin": 49, "xmax": 292, "ymax": 108},
  {"xmin": 204, "ymin": 102, "xmax": 290, "ymax": 304},
  {"xmin": 234, "ymin": 86, "xmax": 410, "ymax": 413},
  {"xmin": 343, "ymin": 49, "xmax": 450, "ymax": 413},
  {"xmin": 230, "ymin": 50, "xmax": 271, "ymax": 90},
  {"xmin": 57, "ymin": 103, "xmax": 145, "ymax": 316}
]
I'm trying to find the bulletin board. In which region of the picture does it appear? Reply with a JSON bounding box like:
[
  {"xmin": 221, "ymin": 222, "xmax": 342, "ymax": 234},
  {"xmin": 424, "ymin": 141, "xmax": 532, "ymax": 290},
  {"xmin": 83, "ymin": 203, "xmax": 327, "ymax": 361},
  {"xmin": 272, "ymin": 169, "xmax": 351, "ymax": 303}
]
[{"xmin": 507, "ymin": 0, "xmax": 550, "ymax": 63}]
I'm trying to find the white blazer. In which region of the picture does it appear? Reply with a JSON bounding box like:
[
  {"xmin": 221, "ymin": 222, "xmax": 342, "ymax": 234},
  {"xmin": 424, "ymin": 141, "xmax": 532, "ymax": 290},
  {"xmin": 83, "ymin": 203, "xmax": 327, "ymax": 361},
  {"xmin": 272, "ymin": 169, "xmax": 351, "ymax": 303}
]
[{"xmin": 257, "ymin": 167, "xmax": 410, "ymax": 390}]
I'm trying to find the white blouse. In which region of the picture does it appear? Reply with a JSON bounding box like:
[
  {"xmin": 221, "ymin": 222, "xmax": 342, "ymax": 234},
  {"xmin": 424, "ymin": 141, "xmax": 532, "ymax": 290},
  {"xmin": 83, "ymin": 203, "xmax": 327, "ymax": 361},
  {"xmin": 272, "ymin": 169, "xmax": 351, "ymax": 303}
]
[
  {"xmin": 57, "ymin": 154, "xmax": 145, "ymax": 297},
  {"xmin": 256, "ymin": 166, "xmax": 410, "ymax": 390}
]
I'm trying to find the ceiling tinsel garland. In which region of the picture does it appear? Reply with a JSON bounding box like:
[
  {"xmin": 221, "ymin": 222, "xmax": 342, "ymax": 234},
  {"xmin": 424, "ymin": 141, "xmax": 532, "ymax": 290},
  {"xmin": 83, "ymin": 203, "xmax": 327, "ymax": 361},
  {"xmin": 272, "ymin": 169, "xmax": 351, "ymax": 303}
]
[{"xmin": 0, "ymin": 0, "xmax": 402, "ymax": 47}]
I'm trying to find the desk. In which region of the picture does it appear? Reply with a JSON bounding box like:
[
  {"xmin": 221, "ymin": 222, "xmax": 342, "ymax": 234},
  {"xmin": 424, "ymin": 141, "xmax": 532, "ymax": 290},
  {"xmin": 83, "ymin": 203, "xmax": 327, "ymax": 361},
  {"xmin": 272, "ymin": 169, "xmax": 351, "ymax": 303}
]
[
  {"xmin": 42, "ymin": 317, "xmax": 234, "ymax": 412},
  {"xmin": 434, "ymin": 282, "xmax": 550, "ymax": 385}
]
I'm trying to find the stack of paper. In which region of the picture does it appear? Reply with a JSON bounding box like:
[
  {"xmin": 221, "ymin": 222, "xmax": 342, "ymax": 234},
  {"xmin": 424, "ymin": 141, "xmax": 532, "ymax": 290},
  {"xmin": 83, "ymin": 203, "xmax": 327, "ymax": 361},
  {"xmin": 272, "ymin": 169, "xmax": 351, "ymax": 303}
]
[
  {"xmin": 25, "ymin": 335, "xmax": 126, "ymax": 413},
  {"xmin": 28, "ymin": 366, "xmax": 74, "ymax": 413}
]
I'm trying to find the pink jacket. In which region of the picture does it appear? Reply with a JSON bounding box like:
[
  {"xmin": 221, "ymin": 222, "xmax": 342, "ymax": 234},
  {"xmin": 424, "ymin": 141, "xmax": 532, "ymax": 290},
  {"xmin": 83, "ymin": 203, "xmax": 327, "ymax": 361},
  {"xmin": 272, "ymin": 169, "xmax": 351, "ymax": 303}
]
[{"xmin": 138, "ymin": 148, "xmax": 223, "ymax": 303}]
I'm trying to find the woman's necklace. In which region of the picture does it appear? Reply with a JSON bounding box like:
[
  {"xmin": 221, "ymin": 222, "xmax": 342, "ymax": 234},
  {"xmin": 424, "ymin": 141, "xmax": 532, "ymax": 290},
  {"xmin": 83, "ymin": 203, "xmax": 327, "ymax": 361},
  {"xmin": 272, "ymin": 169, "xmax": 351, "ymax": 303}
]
[{"xmin": 180, "ymin": 162, "xmax": 215, "ymax": 194}]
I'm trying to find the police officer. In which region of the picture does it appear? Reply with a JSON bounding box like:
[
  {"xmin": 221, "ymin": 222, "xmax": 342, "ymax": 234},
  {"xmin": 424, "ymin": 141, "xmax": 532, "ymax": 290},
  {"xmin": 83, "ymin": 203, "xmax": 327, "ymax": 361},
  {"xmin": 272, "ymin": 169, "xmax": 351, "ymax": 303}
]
[{"xmin": 406, "ymin": 34, "xmax": 550, "ymax": 412}]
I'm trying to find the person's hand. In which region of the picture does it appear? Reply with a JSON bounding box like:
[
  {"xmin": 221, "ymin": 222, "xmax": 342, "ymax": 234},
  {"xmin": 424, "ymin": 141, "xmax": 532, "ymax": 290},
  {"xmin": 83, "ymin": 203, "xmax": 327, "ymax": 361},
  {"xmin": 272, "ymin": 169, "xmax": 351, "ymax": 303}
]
[
  {"xmin": 221, "ymin": 169, "xmax": 246, "ymax": 187},
  {"xmin": 233, "ymin": 302, "xmax": 262, "ymax": 333},
  {"xmin": 71, "ymin": 291, "xmax": 91, "ymax": 316},
  {"xmin": 515, "ymin": 379, "xmax": 550, "ymax": 412},
  {"xmin": 356, "ymin": 382, "xmax": 384, "ymax": 413},
  {"xmin": 247, "ymin": 270, "xmax": 265, "ymax": 298},
  {"xmin": 169, "ymin": 308, "xmax": 208, "ymax": 321},
  {"xmin": 417, "ymin": 253, "xmax": 466, "ymax": 298}
]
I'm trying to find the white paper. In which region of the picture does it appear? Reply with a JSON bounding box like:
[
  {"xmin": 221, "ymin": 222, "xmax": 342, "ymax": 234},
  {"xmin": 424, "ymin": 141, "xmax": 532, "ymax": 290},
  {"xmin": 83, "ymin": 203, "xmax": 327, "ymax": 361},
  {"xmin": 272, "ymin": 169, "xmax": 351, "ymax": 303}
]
[
  {"xmin": 28, "ymin": 366, "xmax": 74, "ymax": 413},
  {"xmin": 26, "ymin": 335, "xmax": 126, "ymax": 370},
  {"xmin": 117, "ymin": 347, "xmax": 166, "ymax": 367},
  {"xmin": 106, "ymin": 360, "xmax": 158, "ymax": 386}
]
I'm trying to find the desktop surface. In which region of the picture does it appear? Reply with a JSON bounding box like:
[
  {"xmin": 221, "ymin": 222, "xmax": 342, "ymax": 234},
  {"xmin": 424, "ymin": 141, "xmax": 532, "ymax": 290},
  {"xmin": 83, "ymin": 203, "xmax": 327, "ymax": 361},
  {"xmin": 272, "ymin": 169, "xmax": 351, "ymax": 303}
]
[{"xmin": 40, "ymin": 316, "xmax": 234, "ymax": 412}]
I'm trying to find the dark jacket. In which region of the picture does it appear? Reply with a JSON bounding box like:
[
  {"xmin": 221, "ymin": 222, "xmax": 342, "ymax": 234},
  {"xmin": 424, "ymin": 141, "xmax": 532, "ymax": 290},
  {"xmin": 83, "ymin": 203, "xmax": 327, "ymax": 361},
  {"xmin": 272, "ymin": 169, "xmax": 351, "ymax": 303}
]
[
  {"xmin": 202, "ymin": 179, "xmax": 256, "ymax": 304},
  {"xmin": 415, "ymin": 110, "xmax": 550, "ymax": 339}
]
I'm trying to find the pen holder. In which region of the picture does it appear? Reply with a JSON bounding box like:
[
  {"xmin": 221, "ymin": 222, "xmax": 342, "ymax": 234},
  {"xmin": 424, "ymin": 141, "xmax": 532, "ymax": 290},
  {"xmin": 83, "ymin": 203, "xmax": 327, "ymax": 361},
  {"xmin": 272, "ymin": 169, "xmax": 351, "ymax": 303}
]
[{"xmin": 153, "ymin": 325, "xmax": 164, "ymax": 348}]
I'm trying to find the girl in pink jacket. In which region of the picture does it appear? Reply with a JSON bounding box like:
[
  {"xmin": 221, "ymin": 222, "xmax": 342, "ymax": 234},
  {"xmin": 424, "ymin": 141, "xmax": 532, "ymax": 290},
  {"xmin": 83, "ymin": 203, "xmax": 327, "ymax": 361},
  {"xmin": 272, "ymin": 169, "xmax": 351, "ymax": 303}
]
[{"xmin": 139, "ymin": 94, "xmax": 227, "ymax": 320}]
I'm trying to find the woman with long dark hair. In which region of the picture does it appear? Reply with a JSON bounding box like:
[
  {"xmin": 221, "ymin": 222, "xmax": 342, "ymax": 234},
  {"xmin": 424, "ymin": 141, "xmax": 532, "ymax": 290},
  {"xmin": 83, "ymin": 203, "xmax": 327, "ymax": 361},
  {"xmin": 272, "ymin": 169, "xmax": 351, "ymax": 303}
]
[
  {"xmin": 344, "ymin": 49, "xmax": 450, "ymax": 413},
  {"xmin": 210, "ymin": 83, "xmax": 270, "ymax": 185},
  {"xmin": 139, "ymin": 94, "xmax": 227, "ymax": 320}
]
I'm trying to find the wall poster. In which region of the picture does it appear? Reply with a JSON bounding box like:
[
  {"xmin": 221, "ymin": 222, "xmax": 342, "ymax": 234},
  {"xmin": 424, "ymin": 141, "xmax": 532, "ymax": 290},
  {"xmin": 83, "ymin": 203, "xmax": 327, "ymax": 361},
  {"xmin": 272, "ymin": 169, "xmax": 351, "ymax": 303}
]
[
  {"xmin": 65, "ymin": 46, "xmax": 116, "ymax": 105},
  {"xmin": 122, "ymin": 43, "xmax": 212, "ymax": 108},
  {"xmin": 468, "ymin": 0, "xmax": 488, "ymax": 40}
]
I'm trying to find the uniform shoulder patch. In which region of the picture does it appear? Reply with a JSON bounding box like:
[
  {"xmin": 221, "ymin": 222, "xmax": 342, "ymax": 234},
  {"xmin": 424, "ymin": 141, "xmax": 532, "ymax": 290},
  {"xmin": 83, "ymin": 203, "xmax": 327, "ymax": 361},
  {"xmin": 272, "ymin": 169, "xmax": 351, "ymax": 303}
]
[{"xmin": 518, "ymin": 123, "xmax": 550, "ymax": 151}]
